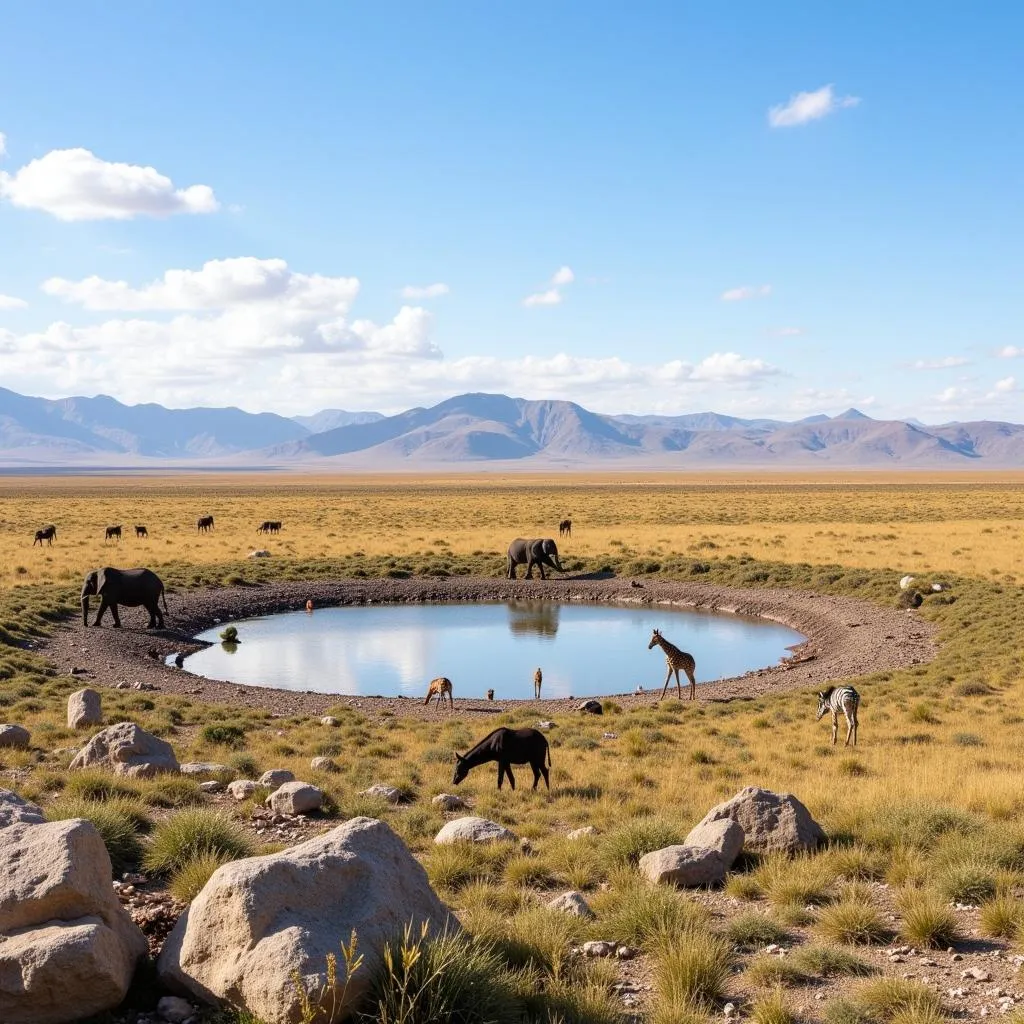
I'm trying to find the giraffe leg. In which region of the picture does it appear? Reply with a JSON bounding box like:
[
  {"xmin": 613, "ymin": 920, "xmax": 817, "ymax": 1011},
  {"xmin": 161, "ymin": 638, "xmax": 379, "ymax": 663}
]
[
  {"xmin": 661, "ymin": 666, "xmax": 672, "ymax": 700},
  {"xmin": 675, "ymin": 667, "xmax": 682, "ymax": 700},
  {"xmin": 831, "ymin": 712, "xmax": 838, "ymax": 745},
  {"xmin": 686, "ymin": 667, "xmax": 696, "ymax": 701}
]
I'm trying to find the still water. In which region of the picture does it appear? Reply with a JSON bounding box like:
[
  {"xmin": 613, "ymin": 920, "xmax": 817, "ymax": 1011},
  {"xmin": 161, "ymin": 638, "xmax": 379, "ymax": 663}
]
[{"xmin": 180, "ymin": 602, "xmax": 803, "ymax": 700}]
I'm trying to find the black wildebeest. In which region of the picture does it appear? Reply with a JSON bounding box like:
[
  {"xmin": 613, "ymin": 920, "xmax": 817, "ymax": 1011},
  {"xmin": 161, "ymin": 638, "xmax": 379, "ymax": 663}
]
[
  {"xmin": 105, "ymin": 525, "xmax": 122, "ymax": 542},
  {"xmin": 135, "ymin": 525, "xmax": 148, "ymax": 539},
  {"xmin": 559, "ymin": 518, "xmax": 572, "ymax": 538},
  {"xmin": 33, "ymin": 525, "xmax": 57, "ymax": 546},
  {"xmin": 196, "ymin": 515, "xmax": 214, "ymax": 533},
  {"xmin": 256, "ymin": 520, "xmax": 282, "ymax": 534},
  {"xmin": 452, "ymin": 727, "xmax": 551, "ymax": 791}
]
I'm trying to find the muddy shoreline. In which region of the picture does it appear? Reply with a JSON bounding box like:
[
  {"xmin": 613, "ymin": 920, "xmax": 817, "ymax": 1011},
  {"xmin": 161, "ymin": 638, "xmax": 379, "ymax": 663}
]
[{"xmin": 41, "ymin": 576, "xmax": 938, "ymax": 718}]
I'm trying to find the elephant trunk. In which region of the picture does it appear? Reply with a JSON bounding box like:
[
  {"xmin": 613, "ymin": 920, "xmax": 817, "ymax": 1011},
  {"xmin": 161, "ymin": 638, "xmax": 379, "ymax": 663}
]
[
  {"xmin": 552, "ymin": 558, "xmax": 566, "ymax": 573},
  {"xmin": 81, "ymin": 595, "xmax": 89, "ymax": 626}
]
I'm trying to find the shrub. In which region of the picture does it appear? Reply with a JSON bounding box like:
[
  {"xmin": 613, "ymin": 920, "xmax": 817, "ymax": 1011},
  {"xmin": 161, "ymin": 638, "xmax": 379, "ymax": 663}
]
[
  {"xmin": 425, "ymin": 842, "xmax": 511, "ymax": 892},
  {"xmin": 724, "ymin": 874, "xmax": 762, "ymax": 901},
  {"xmin": 168, "ymin": 851, "xmax": 232, "ymax": 903},
  {"xmin": 602, "ymin": 817, "xmax": 681, "ymax": 868},
  {"xmin": 63, "ymin": 770, "xmax": 141, "ymax": 803},
  {"xmin": 979, "ymin": 895, "xmax": 1024, "ymax": 938},
  {"xmin": 229, "ymin": 752, "xmax": 261, "ymax": 777},
  {"xmin": 898, "ymin": 891, "xmax": 960, "ymax": 948},
  {"xmin": 48, "ymin": 796, "xmax": 149, "ymax": 875},
  {"xmin": 751, "ymin": 989, "xmax": 797, "ymax": 1024},
  {"xmin": 200, "ymin": 723, "xmax": 247, "ymax": 748},
  {"xmin": 852, "ymin": 977, "xmax": 943, "ymax": 1021},
  {"xmin": 935, "ymin": 861, "xmax": 997, "ymax": 904},
  {"xmin": 816, "ymin": 901, "xmax": 890, "ymax": 945},
  {"xmin": 596, "ymin": 880, "xmax": 711, "ymax": 947},
  {"xmin": 654, "ymin": 929, "xmax": 733, "ymax": 1013},
  {"xmin": 745, "ymin": 956, "xmax": 809, "ymax": 988},
  {"xmin": 140, "ymin": 776, "xmax": 205, "ymax": 808},
  {"xmin": 791, "ymin": 944, "xmax": 874, "ymax": 978},
  {"xmin": 143, "ymin": 808, "xmax": 254, "ymax": 876},
  {"xmin": 724, "ymin": 912, "xmax": 790, "ymax": 950},
  {"xmin": 753, "ymin": 852, "xmax": 837, "ymax": 907}
]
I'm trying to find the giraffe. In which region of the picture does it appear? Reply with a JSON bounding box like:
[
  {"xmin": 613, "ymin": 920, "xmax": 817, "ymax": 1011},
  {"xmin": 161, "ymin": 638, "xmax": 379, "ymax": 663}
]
[
  {"xmin": 647, "ymin": 628, "xmax": 697, "ymax": 701},
  {"xmin": 533, "ymin": 667, "xmax": 543, "ymax": 699},
  {"xmin": 424, "ymin": 676, "xmax": 454, "ymax": 709}
]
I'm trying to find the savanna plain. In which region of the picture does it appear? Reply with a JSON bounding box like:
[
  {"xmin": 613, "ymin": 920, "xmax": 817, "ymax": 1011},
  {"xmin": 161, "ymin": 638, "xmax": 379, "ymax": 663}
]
[{"xmin": 3, "ymin": 473, "xmax": 1024, "ymax": 1024}]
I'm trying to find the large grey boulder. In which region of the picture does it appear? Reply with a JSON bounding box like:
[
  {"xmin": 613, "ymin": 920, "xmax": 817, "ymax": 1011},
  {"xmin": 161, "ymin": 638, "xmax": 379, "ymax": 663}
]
[
  {"xmin": 267, "ymin": 781, "xmax": 323, "ymax": 815},
  {"xmin": 69, "ymin": 721, "xmax": 179, "ymax": 778},
  {"xmin": 258, "ymin": 769, "xmax": 294, "ymax": 788},
  {"xmin": 0, "ymin": 818, "xmax": 147, "ymax": 1024},
  {"xmin": 695, "ymin": 786, "xmax": 825, "ymax": 855},
  {"xmin": 434, "ymin": 816, "xmax": 516, "ymax": 845},
  {"xmin": 0, "ymin": 724, "xmax": 29, "ymax": 749},
  {"xmin": 683, "ymin": 818, "xmax": 745, "ymax": 868},
  {"xmin": 639, "ymin": 845, "xmax": 726, "ymax": 887},
  {"xmin": 157, "ymin": 817, "xmax": 456, "ymax": 1024},
  {"xmin": 0, "ymin": 789, "xmax": 44, "ymax": 828},
  {"xmin": 67, "ymin": 688, "xmax": 102, "ymax": 730}
]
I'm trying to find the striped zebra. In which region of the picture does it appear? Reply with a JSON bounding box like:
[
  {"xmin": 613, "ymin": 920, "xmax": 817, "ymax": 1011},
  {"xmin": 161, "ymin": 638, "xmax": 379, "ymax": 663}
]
[{"xmin": 816, "ymin": 686, "xmax": 860, "ymax": 746}]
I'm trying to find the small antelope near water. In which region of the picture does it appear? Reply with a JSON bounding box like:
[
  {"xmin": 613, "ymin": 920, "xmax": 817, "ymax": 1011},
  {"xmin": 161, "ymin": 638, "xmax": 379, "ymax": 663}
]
[
  {"xmin": 533, "ymin": 667, "xmax": 543, "ymax": 699},
  {"xmin": 305, "ymin": 599, "xmax": 314, "ymax": 612},
  {"xmin": 647, "ymin": 628, "xmax": 697, "ymax": 700},
  {"xmin": 452, "ymin": 727, "xmax": 551, "ymax": 790},
  {"xmin": 817, "ymin": 686, "xmax": 860, "ymax": 746},
  {"xmin": 424, "ymin": 676, "xmax": 454, "ymax": 709}
]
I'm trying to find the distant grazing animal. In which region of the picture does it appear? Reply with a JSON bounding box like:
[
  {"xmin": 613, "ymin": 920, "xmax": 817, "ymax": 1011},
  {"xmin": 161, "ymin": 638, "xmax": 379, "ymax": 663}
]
[
  {"xmin": 33, "ymin": 525, "xmax": 57, "ymax": 547},
  {"xmin": 105, "ymin": 525, "xmax": 122, "ymax": 543},
  {"xmin": 305, "ymin": 599, "xmax": 314, "ymax": 612},
  {"xmin": 81, "ymin": 566, "xmax": 168, "ymax": 629},
  {"xmin": 533, "ymin": 667, "xmax": 543, "ymax": 699},
  {"xmin": 135, "ymin": 525, "xmax": 148, "ymax": 539},
  {"xmin": 486, "ymin": 688, "xmax": 495, "ymax": 701},
  {"xmin": 647, "ymin": 628, "xmax": 697, "ymax": 701},
  {"xmin": 196, "ymin": 515, "xmax": 215, "ymax": 533},
  {"xmin": 817, "ymin": 685, "xmax": 860, "ymax": 746},
  {"xmin": 257, "ymin": 520, "xmax": 282, "ymax": 534},
  {"xmin": 424, "ymin": 676, "xmax": 454, "ymax": 709},
  {"xmin": 507, "ymin": 537, "xmax": 565, "ymax": 580},
  {"xmin": 452, "ymin": 727, "xmax": 551, "ymax": 791},
  {"xmin": 559, "ymin": 518, "xmax": 572, "ymax": 538}
]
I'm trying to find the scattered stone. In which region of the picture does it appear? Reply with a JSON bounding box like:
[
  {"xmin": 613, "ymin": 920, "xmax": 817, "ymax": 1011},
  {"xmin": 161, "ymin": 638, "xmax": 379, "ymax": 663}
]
[
  {"xmin": 695, "ymin": 786, "xmax": 825, "ymax": 854},
  {"xmin": 69, "ymin": 721, "xmax": 179, "ymax": 778},
  {"xmin": 267, "ymin": 781, "xmax": 324, "ymax": 815},
  {"xmin": 683, "ymin": 817, "xmax": 745, "ymax": 869},
  {"xmin": 310, "ymin": 756, "xmax": 339, "ymax": 773},
  {"xmin": 434, "ymin": 816, "xmax": 517, "ymax": 845},
  {"xmin": 577, "ymin": 699, "xmax": 603, "ymax": 715},
  {"xmin": 248, "ymin": 549, "xmax": 271, "ymax": 558},
  {"xmin": 361, "ymin": 784, "xmax": 403, "ymax": 804},
  {"xmin": 616, "ymin": 944, "xmax": 638, "ymax": 960},
  {"xmin": 724, "ymin": 1002, "xmax": 737, "ymax": 1018},
  {"xmin": 0, "ymin": 818, "xmax": 147, "ymax": 1024},
  {"xmin": 157, "ymin": 817, "xmax": 457, "ymax": 1024},
  {"xmin": 258, "ymin": 769, "xmax": 295, "ymax": 788},
  {"xmin": 131, "ymin": 681, "xmax": 157, "ymax": 691},
  {"xmin": 582, "ymin": 940, "xmax": 617, "ymax": 958},
  {"xmin": 180, "ymin": 762, "xmax": 230, "ymax": 779},
  {"xmin": 602, "ymin": 732, "xmax": 618, "ymax": 739},
  {"xmin": 199, "ymin": 781, "xmax": 224, "ymax": 794},
  {"xmin": 157, "ymin": 995, "xmax": 194, "ymax": 1022},
  {"xmin": 0, "ymin": 788, "xmax": 44, "ymax": 827},
  {"xmin": 537, "ymin": 720, "xmax": 555, "ymax": 730},
  {"xmin": 546, "ymin": 891, "xmax": 596, "ymax": 919},
  {"xmin": 431, "ymin": 793, "xmax": 468, "ymax": 812},
  {"xmin": 227, "ymin": 780, "xmax": 259, "ymax": 801},
  {"xmin": 567, "ymin": 826, "xmax": 598, "ymax": 840},
  {"xmin": 0, "ymin": 724, "xmax": 29, "ymax": 749},
  {"xmin": 115, "ymin": 682, "xmax": 129, "ymax": 689},
  {"xmin": 319, "ymin": 716, "xmax": 340, "ymax": 727},
  {"xmin": 639, "ymin": 844, "xmax": 726, "ymax": 887},
  {"xmin": 68, "ymin": 688, "xmax": 103, "ymax": 729},
  {"xmin": 964, "ymin": 967, "xmax": 992, "ymax": 982}
]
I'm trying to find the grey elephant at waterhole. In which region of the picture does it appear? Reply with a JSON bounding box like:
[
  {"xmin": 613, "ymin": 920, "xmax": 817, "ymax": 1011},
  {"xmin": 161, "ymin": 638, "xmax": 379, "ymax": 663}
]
[
  {"xmin": 507, "ymin": 538, "xmax": 566, "ymax": 580},
  {"xmin": 81, "ymin": 566, "xmax": 169, "ymax": 629}
]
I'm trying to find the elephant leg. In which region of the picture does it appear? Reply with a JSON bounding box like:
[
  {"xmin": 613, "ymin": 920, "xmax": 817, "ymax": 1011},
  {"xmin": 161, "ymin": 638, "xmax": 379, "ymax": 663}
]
[
  {"xmin": 507, "ymin": 559, "xmax": 516, "ymax": 579},
  {"xmin": 110, "ymin": 603, "xmax": 122, "ymax": 628},
  {"xmin": 525, "ymin": 562, "xmax": 534, "ymax": 579},
  {"xmin": 93, "ymin": 599, "xmax": 108, "ymax": 627},
  {"xmin": 538, "ymin": 563, "xmax": 547, "ymax": 580}
]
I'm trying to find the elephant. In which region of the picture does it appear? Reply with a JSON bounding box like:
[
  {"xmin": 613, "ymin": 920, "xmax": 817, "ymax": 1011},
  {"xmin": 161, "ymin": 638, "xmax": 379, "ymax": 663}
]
[
  {"xmin": 507, "ymin": 538, "xmax": 566, "ymax": 580},
  {"xmin": 81, "ymin": 567, "xmax": 169, "ymax": 629}
]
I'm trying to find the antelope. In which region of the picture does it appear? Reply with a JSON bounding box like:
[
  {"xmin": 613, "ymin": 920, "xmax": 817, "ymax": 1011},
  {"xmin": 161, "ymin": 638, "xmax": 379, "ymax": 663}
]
[{"xmin": 424, "ymin": 676, "xmax": 454, "ymax": 709}]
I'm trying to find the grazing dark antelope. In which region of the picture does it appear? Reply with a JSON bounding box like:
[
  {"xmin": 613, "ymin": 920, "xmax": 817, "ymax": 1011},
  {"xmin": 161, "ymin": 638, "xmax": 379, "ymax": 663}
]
[
  {"xmin": 533, "ymin": 667, "xmax": 543, "ymax": 699},
  {"xmin": 452, "ymin": 727, "xmax": 551, "ymax": 790},
  {"xmin": 257, "ymin": 520, "xmax": 282, "ymax": 534},
  {"xmin": 135, "ymin": 525, "xmax": 148, "ymax": 539},
  {"xmin": 559, "ymin": 518, "xmax": 572, "ymax": 538},
  {"xmin": 647, "ymin": 628, "xmax": 698, "ymax": 700},
  {"xmin": 196, "ymin": 515, "xmax": 215, "ymax": 533},
  {"xmin": 33, "ymin": 525, "xmax": 57, "ymax": 546},
  {"xmin": 817, "ymin": 686, "xmax": 860, "ymax": 746},
  {"xmin": 104, "ymin": 525, "xmax": 122, "ymax": 542},
  {"xmin": 424, "ymin": 676, "xmax": 454, "ymax": 709}
]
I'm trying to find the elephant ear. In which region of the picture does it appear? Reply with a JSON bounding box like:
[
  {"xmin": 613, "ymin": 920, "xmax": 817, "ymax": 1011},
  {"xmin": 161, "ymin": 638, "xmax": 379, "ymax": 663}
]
[{"xmin": 95, "ymin": 568, "xmax": 109, "ymax": 594}]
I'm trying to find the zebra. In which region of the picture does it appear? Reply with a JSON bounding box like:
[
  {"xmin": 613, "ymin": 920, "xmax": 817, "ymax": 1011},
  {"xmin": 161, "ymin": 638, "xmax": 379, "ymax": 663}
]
[{"xmin": 816, "ymin": 686, "xmax": 860, "ymax": 746}]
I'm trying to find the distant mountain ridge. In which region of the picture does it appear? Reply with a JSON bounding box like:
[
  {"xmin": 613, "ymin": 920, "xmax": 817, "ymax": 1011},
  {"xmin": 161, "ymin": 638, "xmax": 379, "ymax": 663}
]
[{"xmin": 1, "ymin": 386, "xmax": 1022, "ymax": 468}]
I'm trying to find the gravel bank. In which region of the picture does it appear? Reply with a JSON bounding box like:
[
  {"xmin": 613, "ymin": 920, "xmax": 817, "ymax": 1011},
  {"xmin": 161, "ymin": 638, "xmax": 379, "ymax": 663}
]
[{"xmin": 40, "ymin": 576, "xmax": 938, "ymax": 718}]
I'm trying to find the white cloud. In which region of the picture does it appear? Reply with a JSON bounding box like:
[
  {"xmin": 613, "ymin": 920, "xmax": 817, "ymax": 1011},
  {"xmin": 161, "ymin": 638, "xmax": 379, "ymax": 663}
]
[
  {"xmin": 0, "ymin": 146, "xmax": 218, "ymax": 221},
  {"xmin": 998, "ymin": 345, "xmax": 1023, "ymax": 358},
  {"xmin": 720, "ymin": 284, "xmax": 771, "ymax": 302},
  {"xmin": 0, "ymin": 294, "xmax": 27, "ymax": 310},
  {"xmin": 993, "ymin": 376, "xmax": 1017, "ymax": 394},
  {"xmin": 910, "ymin": 356, "xmax": 970, "ymax": 370},
  {"xmin": 934, "ymin": 386, "xmax": 967, "ymax": 404},
  {"xmin": 400, "ymin": 282, "xmax": 449, "ymax": 300},
  {"xmin": 0, "ymin": 133, "xmax": 6, "ymax": 159},
  {"xmin": 768, "ymin": 85, "xmax": 860, "ymax": 128},
  {"xmin": 522, "ymin": 288, "xmax": 562, "ymax": 308},
  {"xmin": 551, "ymin": 266, "xmax": 574, "ymax": 286},
  {"xmin": 690, "ymin": 352, "xmax": 779, "ymax": 383}
]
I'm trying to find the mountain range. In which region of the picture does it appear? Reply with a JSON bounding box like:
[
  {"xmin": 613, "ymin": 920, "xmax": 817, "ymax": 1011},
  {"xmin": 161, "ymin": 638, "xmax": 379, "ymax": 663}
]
[{"xmin": 1, "ymin": 386, "xmax": 1022, "ymax": 469}]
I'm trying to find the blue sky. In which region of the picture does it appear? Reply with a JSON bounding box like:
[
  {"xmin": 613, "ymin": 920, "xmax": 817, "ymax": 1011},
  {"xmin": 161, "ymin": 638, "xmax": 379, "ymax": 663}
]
[{"xmin": 1, "ymin": 3, "xmax": 1022, "ymax": 420}]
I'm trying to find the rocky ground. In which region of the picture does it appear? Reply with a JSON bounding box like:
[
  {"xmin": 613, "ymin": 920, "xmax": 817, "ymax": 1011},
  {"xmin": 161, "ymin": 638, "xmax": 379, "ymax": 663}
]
[{"xmin": 40, "ymin": 576, "xmax": 937, "ymax": 719}]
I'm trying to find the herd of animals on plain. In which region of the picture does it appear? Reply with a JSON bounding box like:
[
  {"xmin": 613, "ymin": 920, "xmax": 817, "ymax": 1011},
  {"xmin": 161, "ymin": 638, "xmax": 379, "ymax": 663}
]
[{"xmin": 31, "ymin": 511, "xmax": 864, "ymax": 793}]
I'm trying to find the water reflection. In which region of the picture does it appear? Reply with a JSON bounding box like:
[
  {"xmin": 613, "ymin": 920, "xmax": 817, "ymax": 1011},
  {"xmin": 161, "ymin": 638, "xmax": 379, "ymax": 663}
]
[{"xmin": 181, "ymin": 602, "xmax": 804, "ymax": 700}]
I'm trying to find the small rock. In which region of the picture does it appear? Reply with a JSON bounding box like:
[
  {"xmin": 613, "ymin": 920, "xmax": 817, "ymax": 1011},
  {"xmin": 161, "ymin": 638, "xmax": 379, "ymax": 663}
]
[
  {"xmin": 434, "ymin": 817, "xmax": 516, "ymax": 845},
  {"xmin": 724, "ymin": 1002, "xmax": 737, "ymax": 1017},
  {"xmin": 267, "ymin": 781, "xmax": 323, "ymax": 815},
  {"xmin": 567, "ymin": 826, "xmax": 598, "ymax": 840},
  {"xmin": 68, "ymin": 688, "xmax": 103, "ymax": 729},
  {"xmin": 616, "ymin": 944, "xmax": 638, "ymax": 960},
  {"xmin": 310, "ymin": 756, "xmax": 339, "ymax": 773},
  {"xmin": 546, "ymin": 891, "xmax": 596, "ymax": 920},
  {"xmin": 639, "ymin": 844, "xmax": 726, "ymax": 887},
  {"xmin": 157, "ymin": 995, "xmax": 194, "ymax": 1023},
  {"xmin": 320, "ymin": 716, "xmax": 340, "ymax": 727},
  {"xmin": 179, "ymin": 762, "xmax": 230, "ymax": 779},
  {"xmin": 582, "ymin": 940, "xmax": 616, "ymax": 958},
  {"xmin": 0, "ymin": 724, "xmax": 30, "ymax": 749},
  {"xmin": 199, "ymin": 781, "xmax": 224, "ymax": 794},
  {"xmin": 431, "ymin": 793, "xmax": 468, "ymax": 812},
  {"xmin": 964, "ymin": 968, "xmax": 993, "ymax": 982},
  {"xmin": 258, "ymin": 769, "xmax": 295, "ymax": 788},
  {"xmin": 602, "ymin": 732, "xmax": 618, "ymax": 739},
  {"xmin": 361, "ymin": 785, "xmax": 403, "ymax": 805},
  {"xmin": 226, "ymin": 780, "xmax": 259, "ymax": 801},
  {"xmin": 577, "ymin": 700, "xmax": 603, "ymax": 715},
  {"xmin": 0, "ymin": 788, "xmax": 45, "ymax": 827},
  {"xmin": 537, "ymin": 721, "xmax": 555, "ymax": 730}
]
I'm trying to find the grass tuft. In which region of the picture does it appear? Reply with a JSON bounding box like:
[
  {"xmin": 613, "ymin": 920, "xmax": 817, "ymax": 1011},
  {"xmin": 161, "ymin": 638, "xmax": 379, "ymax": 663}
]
[
  {"xmin": 143, "ymin": 808, "xmax": 254, "ymax": 877},
  {"xmin": 897, "ymin": 891, "xmax": 960, "ymax": 949}
]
